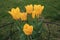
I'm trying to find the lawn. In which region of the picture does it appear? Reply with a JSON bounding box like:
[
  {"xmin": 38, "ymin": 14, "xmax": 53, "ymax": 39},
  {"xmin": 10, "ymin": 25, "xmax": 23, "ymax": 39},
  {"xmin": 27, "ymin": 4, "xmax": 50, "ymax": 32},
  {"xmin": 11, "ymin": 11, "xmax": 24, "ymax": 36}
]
[{"xmin": 0, "ymin": 0, "xmax": 60, "ymax": 40}]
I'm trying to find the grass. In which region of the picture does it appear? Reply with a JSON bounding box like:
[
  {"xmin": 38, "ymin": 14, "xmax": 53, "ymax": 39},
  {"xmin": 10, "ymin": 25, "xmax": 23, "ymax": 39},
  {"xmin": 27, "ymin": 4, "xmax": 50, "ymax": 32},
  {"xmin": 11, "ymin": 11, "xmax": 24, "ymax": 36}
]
[{"xmin": 0, "ymin": 0, "xmax": 60, "ymax": 40}]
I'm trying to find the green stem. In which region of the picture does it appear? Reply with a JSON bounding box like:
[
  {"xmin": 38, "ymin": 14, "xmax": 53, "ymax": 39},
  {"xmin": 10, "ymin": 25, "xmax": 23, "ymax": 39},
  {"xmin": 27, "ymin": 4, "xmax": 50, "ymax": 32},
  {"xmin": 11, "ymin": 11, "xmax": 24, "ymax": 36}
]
[
  {"xmin": 27, "ymin": 36, "xmax": 32, "ymax": 40},
  {"xmin": 27, "ymin": 36, "xmax": 30, "ymax": 40},
  {"xmin": 29, "ymin": 36, "xmax": 32, "ymax": 40}
]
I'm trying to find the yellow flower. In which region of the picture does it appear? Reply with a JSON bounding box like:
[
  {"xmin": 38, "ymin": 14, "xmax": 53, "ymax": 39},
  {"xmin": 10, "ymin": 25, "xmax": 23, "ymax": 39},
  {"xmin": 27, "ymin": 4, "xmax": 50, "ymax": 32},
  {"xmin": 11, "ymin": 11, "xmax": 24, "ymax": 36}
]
[
  {"xmin": 20, "ymin": 12, "xmax": 27, "ymax": 21},
  {"xmin": 23, "ymin": 24, "xmax": 33, "ymax": 35},
  {"xmin": 32, "ymin": 11, "xmax": 36, "ymax": 18},
  {"xmin": 25, "ymin": 4, "xmax": 33, "ymax": 14},
  {"xmin": 8, "ymin": 7, "xmax": 21, "ymax": 20},
  {"xmin": 33, "ymin": 5, "xmax": 44, "ymax": 18}
]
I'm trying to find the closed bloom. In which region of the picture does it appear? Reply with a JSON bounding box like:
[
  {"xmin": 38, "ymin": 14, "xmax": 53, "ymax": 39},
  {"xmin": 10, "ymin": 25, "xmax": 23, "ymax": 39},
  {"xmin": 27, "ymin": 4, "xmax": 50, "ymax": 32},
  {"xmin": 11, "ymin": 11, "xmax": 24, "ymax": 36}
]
[
  {"xmin": 23, "ymin": 24, "xmax": 33, "ymax": 35},
  {"xmin": 8, "ymin": 7, "xmax": 21, "ymax": 20},
  {"xmin": 20, "ymin": 12, "xmax": 27, "ymax": 21},
  {"xmin": 25, "ymin": 4, "xmax": 33, "ymax": 14}
]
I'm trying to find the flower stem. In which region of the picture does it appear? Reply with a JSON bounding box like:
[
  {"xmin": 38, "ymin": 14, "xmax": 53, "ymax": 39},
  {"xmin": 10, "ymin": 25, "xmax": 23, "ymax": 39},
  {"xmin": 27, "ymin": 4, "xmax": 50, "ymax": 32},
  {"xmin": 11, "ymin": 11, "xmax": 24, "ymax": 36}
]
[
  {"xmin": 27, "ymin": 36, "xmax": 32, "ymax": 40},
  {"xmin": 29, "ymin": 36, "xmax": 32, "ymax": 40}
]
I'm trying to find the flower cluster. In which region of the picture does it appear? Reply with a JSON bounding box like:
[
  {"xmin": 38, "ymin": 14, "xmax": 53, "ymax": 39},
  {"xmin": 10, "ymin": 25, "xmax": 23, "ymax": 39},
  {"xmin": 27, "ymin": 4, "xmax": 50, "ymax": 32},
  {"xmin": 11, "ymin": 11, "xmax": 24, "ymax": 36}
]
[
  {"xmin": 8, "ymin": 4, "xmax": 44, "ymax": 36},
  {"xmin": 25, "ymin": 4, "xmax": 44, "ymax": 18},
  {"xmin": 8, "ymin": 4, "xmax": 44, "ymax": 20},
  {"xmin": 8, "ymin": 7, "xmax": 27, "ymax": 21}
]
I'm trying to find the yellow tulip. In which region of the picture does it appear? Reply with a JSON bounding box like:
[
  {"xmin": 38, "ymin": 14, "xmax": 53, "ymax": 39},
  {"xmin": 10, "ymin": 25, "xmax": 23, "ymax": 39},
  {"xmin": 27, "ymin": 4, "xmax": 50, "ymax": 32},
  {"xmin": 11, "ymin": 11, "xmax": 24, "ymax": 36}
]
[
  {"xmin": 8, "ymin": 7, "xmax": 21, "ymax": 20},
  {"xmin": 25, "ymin": 4, "xmax": 33, "ymax": 14},
  {"xmin": 32, "ymin": 11, "xmax": 36, "ymax": 18},
  {"xmin": 34, "ymin": 5, "xmax": 44, "ymax": 18},
  {"xmin": 20, "ymin": 12, "xmax": 27, "ymax": 21},
  {"xmin": 23, "ymin": 24, "xmax": 33, "ymax": 35}
]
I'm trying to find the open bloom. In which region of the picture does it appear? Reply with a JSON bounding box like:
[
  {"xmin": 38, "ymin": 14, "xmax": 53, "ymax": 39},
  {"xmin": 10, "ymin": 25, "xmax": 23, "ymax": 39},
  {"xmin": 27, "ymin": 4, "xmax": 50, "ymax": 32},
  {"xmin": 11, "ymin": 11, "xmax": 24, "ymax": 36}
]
[
  {"xmin": 20, "ymin": 12, "xmax": 27, "ymax": 21},
  {"xmin": 8, "ymin": 7, "xmax": 21, "ymax": 20},
  {"xmin": 23, "ymin": 24, "xmax": 33, "ymax": 35},
  {"xmin": 25, "ymin": 4, "xmax": 33, "ymax": 14},
  {"xmin": 31, "ymin": 5, "xmax": 44, "ymax": 18},
  {"xmin": 33, "ymin": 5, "xmax": 44, "ymax": 18}
]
